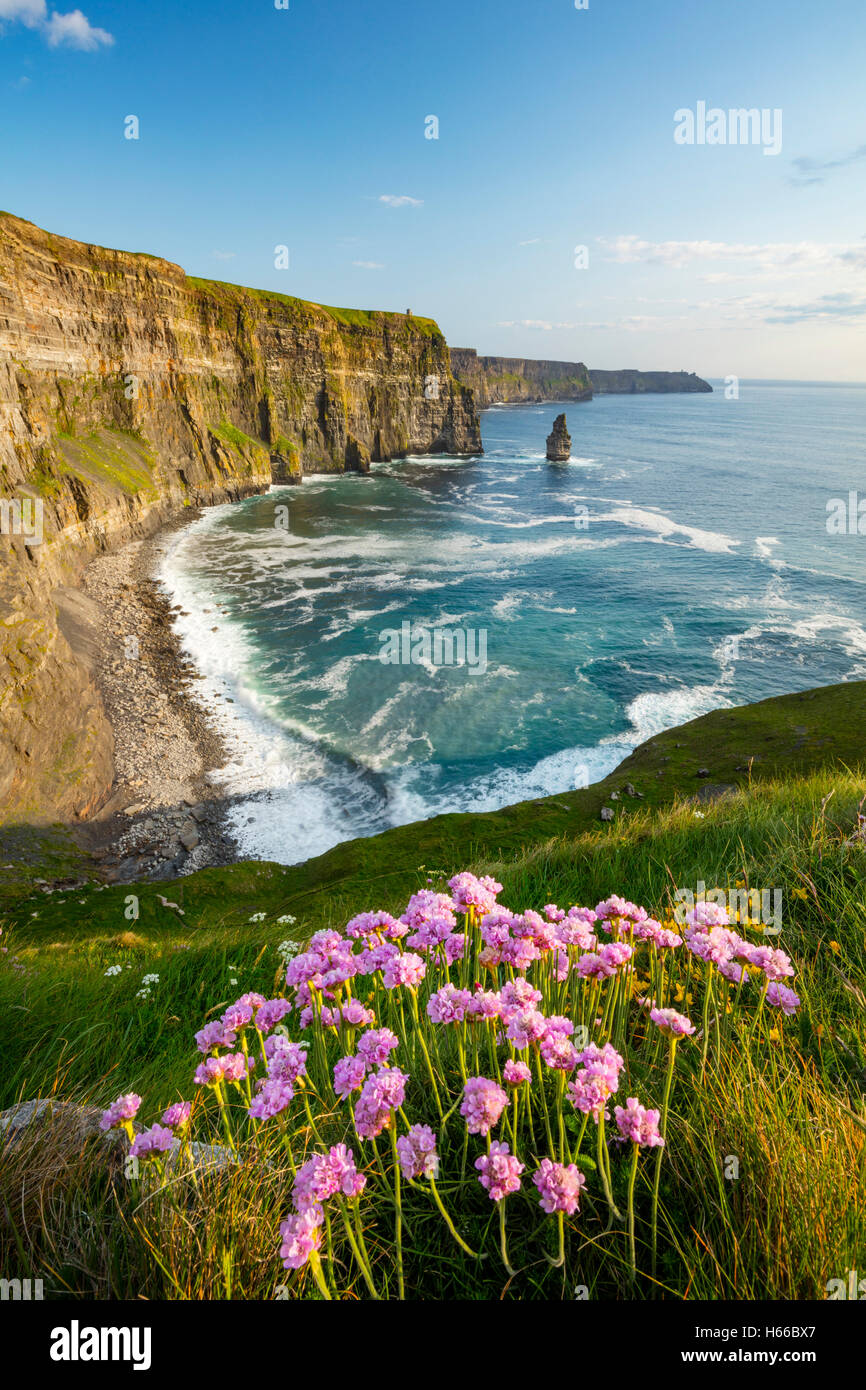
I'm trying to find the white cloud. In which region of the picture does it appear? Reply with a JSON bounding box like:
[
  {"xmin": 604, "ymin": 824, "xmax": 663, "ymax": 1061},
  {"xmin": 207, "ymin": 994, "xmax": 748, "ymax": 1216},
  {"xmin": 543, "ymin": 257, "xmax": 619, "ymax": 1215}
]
[
  {"xmin": 0, "ymin": 2, "xmax": 113, "ymax": 49},
  {"xmin": 44, "ymin": 9, "xmax": 112, "ymax": 48},
  {"xmin": 352, "ymin": 260, "xmax": 385, "ymax": 269},
  {"xmin": 212, "ymin": 250, "xmax": 236, "ymax": 261},
  {"xmin": 0, "ymin": 0, "xmax": 46, "ymax": 24},
  {"xmin": 378, "ymin": 194, "xmax": 422, "ymax": 208},
  {"xmin": 497, "ymin": 319, "xmax": 577, "ymax": 331}
]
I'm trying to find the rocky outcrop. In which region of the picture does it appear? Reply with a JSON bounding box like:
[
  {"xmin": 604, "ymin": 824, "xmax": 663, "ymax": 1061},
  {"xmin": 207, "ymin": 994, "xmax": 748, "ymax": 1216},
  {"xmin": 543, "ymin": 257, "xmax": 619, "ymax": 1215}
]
[
  {"xmin": 0, "ymin": 212, "xmax": 481, "ymax": 821},
  {"xmin": 589, "ymin": 369, "xmax": 712, "ymax": 394},
  {"xmin": 449, "ymin": 349, "xmax": 592, "ymax": 407},
  {"xmin": 546, "ymin": 414, "xmax": 571, "ymax": 461}
]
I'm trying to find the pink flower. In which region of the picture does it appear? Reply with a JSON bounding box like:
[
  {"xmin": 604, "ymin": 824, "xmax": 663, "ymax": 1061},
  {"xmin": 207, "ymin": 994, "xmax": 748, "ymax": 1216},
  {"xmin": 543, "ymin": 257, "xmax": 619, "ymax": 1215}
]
[
  {"xmin": 506, "ymin": 1007, "xmax": 547, "ymax": 1049},
  {"xmin": 614, "ymin": 1097, "xmax": 665, "ymax": 1147},
  {"xmin": 195, "ymin": 1020, "xmax": 233, "ymax": 1054},
  {"xmin": 685, "ymin": 901, "xmax": 730, "ymax": 928},
  {"xmin": 248, "ymin": 1077, "xmax": 294, "ymax": 1119},
  {"xmin": 766, "ymin": 982, "xmax": 800, "ymax": 1015},
  {"xmin": 130, "ymin": 1123, "xmax": 174, "ymax": 1158},
  {"xmin": 383, "ymin": 951, "xmax": 426, "ymax": 990},
  {"xmin": 460, "ymin": 1076, "xmax": 509, "ymax": 1135},
  {"xmin": 468, "ymin": 989, "xmax": 503, "ymax": 1020},
  {"xmin": 401, "ymin": 890, "xmax": 457, "ymax": 932},
  {"xmin": 345, "ymin": 910, "xmax": 405, "ymax": 940},
  {"xmin": 448, "ymin": 872, "xmax": 502, "ymax": 915},
  {"xmin": 475, "ymin": 1141, "xmax": 523, "ymax": 1201},
  {"xmin": 427, "ymin": 983, "xmax": 472, "ymax": 1025},
  {"xmin": 161, "ymin": 1102, "xmax": 191, "ymax": 1129},
  {"xmin": 503, "ymin": 1059, "xmax": 531, "ymax": 1085},
  {"xmin": 333, "ymin": 1054, "xmax": 367, "ymax": 1099},
  {"xmin": 222, "ymin": 1002, "xmax": 254, "ymax": 1034},
  {"xmin": 255, "ymin": 998, "xmax": 292, "ymax": 1033},
  {"xmin": 293, "ymin": 1153, "xmax": 340, "ymax": 1211},
  {"xmin": 357, "ymin": 1028, "xmax": 399, "ymax": 1068},
  {"xmin": 279, "ymin": 1210, "xmax": 322, "ymax": 1269},
  {"xmin": 576, "ymin": 952, "xmax": 616, "ymax": 980},
  {"xmin": 443, "ymin": 933, "xmax": 466, "ymax": 965},
  {"xmin": 533, "ymin": 1158, "xmax": 586, "ymax": 1215},
  {"xmin": 740, "ymin": 944, "xmax": 795, "ymax": 982},
  {"xmin": 99, "ymin": 1093, "xmax": 141, "ymax": 1131},
  {"xmin": 499, "ymin": 979, "xmax": 542, "ymax": 1020},
  {"xmin": 649, "ymin": 1007, "xmax": 696, "ymax": 1038},
  {"xmin": 396, "ymin": 1124, "xmax": 439, "ymax": 1180},
  {"xmin": 265, "ymin": 1036, "xmax": 308, "ymax": 1083},
  {"xmin": 599, "ymin": 941, "xmax": 634, "ymax": 970},
  {"xmin": 342, "ymin": 998, "xmax": 376, "ymax": 1027},
  {"xmin": 568, "ymin": 1072, "xmax": 612, "ymax": 1121},
  {"xmin": 354, "ymin": 1068, "xmax": 408, "ymax": 1139},
  {"xmin": 327, "ymin": 1143, "xmax": 366, "ymax": 1199},
  {"xmin": 540, "ymin": 1033, "xmax": 578, "ymax": 1071}
]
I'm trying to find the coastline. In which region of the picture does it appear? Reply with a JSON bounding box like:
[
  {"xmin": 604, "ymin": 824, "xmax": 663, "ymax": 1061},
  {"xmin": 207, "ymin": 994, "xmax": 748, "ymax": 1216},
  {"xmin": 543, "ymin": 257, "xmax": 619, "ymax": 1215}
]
[{"xmin": 73, "ymin": 512, "xmax": 242, "ymax": 883}]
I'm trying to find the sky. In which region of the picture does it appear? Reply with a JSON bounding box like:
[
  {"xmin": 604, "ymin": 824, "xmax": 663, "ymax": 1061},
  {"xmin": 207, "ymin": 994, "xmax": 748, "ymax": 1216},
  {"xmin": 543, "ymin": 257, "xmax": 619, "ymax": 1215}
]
[{"xmin": 1, "ymin": 0, "xmax": 865, "ymax": 380}]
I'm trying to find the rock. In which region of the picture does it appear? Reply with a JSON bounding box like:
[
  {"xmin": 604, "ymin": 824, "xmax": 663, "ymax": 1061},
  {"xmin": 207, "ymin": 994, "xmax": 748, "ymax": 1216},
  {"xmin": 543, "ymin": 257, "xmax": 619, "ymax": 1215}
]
[
  {"xmin": 624, "ymin": 783, "xmax": 636, "ymax": 797},
  {"xmin": 696, "ymin": 768, "xmax": 710, "ymax": 778},
  {"xmin": 600, "ymin": 807, "xmax": 615, "ymax": 822},
  {"xmin": 546, "ymin": 413, "xmax": 572, "ymax": 461},
  {"xmin": 610, "ymin": 790, "xmax": 620, "ymax": 800},
  {"xmin": 179, "ymin": 822, "xmax": 200, "ymax": 851}
]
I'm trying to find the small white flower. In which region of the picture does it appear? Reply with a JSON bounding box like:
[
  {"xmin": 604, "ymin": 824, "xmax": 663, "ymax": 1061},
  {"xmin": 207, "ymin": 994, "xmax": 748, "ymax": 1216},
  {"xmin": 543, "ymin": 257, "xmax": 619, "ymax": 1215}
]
[
  {"xmin": 141, "ymin": 973, "xmax": 160, "ymax": 986},
  {"xmin": 229, "ymin": 977, "xmax": 238, "ymax": 985},
  {"xmin": 693, "ymin": 811, "xmax": 706, "ymax": 819},
  {"xmin": 104, "ymin": 965, "xmax": 123, "ymax": 977},
  {"xmin": 248, "ymin": 912, "xmax": 266, "ymax": 923},
  {"xmin": 276, "ymin": 914, "xmax": 297, "ymax": 926}
]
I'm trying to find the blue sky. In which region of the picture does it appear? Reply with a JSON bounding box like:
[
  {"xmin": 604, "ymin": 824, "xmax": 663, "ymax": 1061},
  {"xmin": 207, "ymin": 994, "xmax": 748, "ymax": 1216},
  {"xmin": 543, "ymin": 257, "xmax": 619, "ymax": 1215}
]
[{"xmin": 1, "ymin": 0, "xmax": 865, "ymax": 379}]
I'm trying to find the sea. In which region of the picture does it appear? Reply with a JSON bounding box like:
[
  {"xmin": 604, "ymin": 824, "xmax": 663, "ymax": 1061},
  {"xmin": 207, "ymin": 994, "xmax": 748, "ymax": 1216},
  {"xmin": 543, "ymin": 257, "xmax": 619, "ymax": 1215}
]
[{"xmin": 157, "ymin": 380, "xmax": 866, "ymax": 865}]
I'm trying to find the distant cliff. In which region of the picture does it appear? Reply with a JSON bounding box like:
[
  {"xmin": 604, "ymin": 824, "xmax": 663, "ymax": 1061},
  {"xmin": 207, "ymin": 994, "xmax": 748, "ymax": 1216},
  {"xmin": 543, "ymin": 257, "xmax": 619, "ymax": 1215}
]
[
  {"xmin": 589, "ymin": 369, "xmax": 712, "ymax": 394},
  {"xmin": 449, "ymin": 349, "xmax": 592, "ymax": 407},
  {"xmin": 0, "ymin": 212, "xmax": 480, "ymax": 820}
]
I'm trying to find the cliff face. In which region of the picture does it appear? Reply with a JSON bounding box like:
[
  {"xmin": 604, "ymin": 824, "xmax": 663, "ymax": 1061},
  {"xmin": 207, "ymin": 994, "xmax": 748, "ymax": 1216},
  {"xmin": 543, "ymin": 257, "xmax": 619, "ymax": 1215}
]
[
  {"xmin": 450, "ymin": 349, "xmax": 712, "ymax": 404},
  {"xmin": 449, "ymin": 349, "xmax": 592, "ymax": 407},
  {"xmin": 589, "ymin": 369, "xmax": 712, "ymax": 394},
  {"xmin": 0, "ymin": 212, "xmax": 480, "ymax": 821}
]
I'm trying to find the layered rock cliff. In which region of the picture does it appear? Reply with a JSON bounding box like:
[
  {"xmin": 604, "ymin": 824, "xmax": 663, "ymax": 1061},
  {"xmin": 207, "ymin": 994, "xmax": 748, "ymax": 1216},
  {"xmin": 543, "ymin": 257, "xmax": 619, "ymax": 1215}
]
[
  {"xmin": 589, "ymin": 369, "xmax": 712, "ymax": 394},
  {"xmin": 449, "ymin": 349, "xmax": 592, "ymax": 407},
  {"xmin": 450, "ymin": 349, "xmax": 712, "ymax": 404},
  {"xmin": 0, "ymin": 212, "xmax": 480, "ymax": 821}
]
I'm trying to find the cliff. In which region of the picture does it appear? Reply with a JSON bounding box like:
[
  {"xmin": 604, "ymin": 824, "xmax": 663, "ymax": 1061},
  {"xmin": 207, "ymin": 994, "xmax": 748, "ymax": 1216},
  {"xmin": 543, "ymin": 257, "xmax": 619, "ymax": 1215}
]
[
  {"xmin": 449, "ymin": 349, "xmax": 592, "ymax": 407},
  {"xmin": 589, "ymin": 369, "xmax": 712, "ymax": 394},
  {"xmin": 450, "ymin": 349, "xmax": 712, "ymax": 404},
  {"xmin": 0, "ymin": 212, "xmax": 480, "ymax": 821}
]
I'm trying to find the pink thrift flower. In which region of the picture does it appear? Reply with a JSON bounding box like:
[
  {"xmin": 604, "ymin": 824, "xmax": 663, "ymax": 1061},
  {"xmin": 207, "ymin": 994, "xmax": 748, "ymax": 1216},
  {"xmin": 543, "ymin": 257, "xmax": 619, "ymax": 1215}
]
[
  {"xmin": 130, "ymin": 1123, "xmax": 174, "ymax": 1158},
  {"xmin": 333, "ymin": 1054, "xmax": 367, "ymax": 1098},
  {"xmin": 345, "ymin": 910, "xmax": 405, "ymax": 940},
  {"xmin": 396, "ymin": 1124, "xmax": 439, "ymax": 1180},
  {"xmin": 195, "ymin": 1020, "xmax": 233, "ymax": 1054},
  {"xmin": 650, "ymin": 1007, "xmax": 696, "ymax": 1038},
  {"xmin": 265, "ymin": 1036, "xmax": 308, "ymax": 1084},
  {"xmin": 533, "ymin": 1158, "xmax": 586, "ymax": 1215},
  {"xmin": 599, "ymin": 941, "xmax": 634, "ymax": 970},
  {"xmin": 327, "ymin": 1143, "xmax": 366, "ymax": 1199},
  {"xmin": 461, "ymin": 1076, "xmax": 509, "ymax": 1135},
  {"xmin": 447, "ymin": 871, "xmax": 502, "ymax": 915},
  {"xmin": 357, "ymin": 1028, "xmax": 399, "ymax": 1068},
  {"xmin": 576, "ymin": 952, "xmax": 616, "ymax": 980},
  {"xmin": 741, "ymin": 944, "xmax": 795, "ymax": 981},
  {"xmin": 383, "ymin": 951, "xmax": 426, "ymax": 990},
  {"xmin": 161, "ymin": 1101, "xmax": 191, "ymax": 1129},
  {"xmin": 400, "ymin": 890, "xmax": 457, "ymax": 932},
  {"xmin": 506, "ymin": 1007, "xmax": 547, "ymax": 1050},
  {"xmin": 686, "ymin": 900, "xmax": 730, "ymax": 929},
  {"xmin": 248, "ymin": 1077, "xmax": 294, "ymax": 1120},
  {"xmin": 766, "ymin": 981, "xmax": 800, "ymax": 1015},
  {"xmin": 475, "ymin": 1140, "xmax": 523, "ymax": 1201},
  {"xmin": 255, "ymin": 998, "xmax": 292, "ymax": 1033},
  {"xmin": 427, "ymin": 983, "xmax": 472, "ymax": 1025},
  {"xmin": 614, "ymin": 1097, "xmax": 665, "ymax": 1147},
  {"xmin": 468, "ymin": 989, "xmax": 503, "ymax": 1020},
  {"xmin": 279, "ymin": 1210, "xmax": 323, "ymax": 1269},
  {"xmin": 342, "ymin": 998, "xmax": 375, "ymax": 1027},
  {"xmin": 503, "ymin": 1059, "xmax": 531, "ymax": 1085},
  {"xmin": 100, "ymin": 1093, "xmax": 142, "ymax": 1132},
  {"xmin": 443, "ymin": 933, "xmax": 467, "ymax": 965},
  {"xmin": 222, "ymin": 1002, "xmax": 254, "ymax": 1034},
  {"xmin": 353, "ymin": 1068, "xmax": 408, "ymax": 1139}
]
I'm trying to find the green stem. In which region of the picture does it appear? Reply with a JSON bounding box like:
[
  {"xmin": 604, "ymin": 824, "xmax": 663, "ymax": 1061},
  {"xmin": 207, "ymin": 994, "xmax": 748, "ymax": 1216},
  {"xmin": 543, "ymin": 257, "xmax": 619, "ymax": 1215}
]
[
  {"xmin": 651, "ymin": 1037, "xmax": 677, "ymax": 1281},
  {"xmin": 388, "ymin": 1124, "xmax": 405, "ymax": 1300},
  {"xmin": 429, "ymin": 1178, "xmax": 480, "ymax": 1257}
]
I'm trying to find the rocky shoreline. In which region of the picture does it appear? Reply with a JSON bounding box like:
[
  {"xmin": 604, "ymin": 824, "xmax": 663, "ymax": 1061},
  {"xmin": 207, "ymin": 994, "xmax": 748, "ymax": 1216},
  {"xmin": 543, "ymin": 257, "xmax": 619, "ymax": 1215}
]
[{"xmin": 72, "ymin": 514, "xmax": 242, "ymax": 883}]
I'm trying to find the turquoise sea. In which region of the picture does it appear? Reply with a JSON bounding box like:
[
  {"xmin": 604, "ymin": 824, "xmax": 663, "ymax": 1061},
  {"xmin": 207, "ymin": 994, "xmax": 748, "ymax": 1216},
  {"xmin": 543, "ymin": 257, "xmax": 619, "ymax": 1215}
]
[{"xmin": 158, "ymin": 381, "xmax": 866, "ymax": 864}]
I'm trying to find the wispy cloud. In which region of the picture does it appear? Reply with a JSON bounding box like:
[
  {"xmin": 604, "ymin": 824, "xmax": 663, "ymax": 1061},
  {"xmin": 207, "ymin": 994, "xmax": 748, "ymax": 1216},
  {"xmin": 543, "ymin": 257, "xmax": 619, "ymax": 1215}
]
[
  {"xmin": 789, "ymin": 143, "xmax": 866, "ymax": 186},
  {"xmin": 498, "ymin": 319, "xmax": 577, "ymax": 331},
  {"xmin": 352, "ymin": 260, "xmax": 385, "ymax": 269},
  {"xmin": 518, "ymin": 237, "xmax": 541, "ymax": 246},
  {"xmin": 0, "ymin": 1, "xmax": 113, "ymax": 48},
  {"xmin": 598, "ymin": 234, "xmax": 866, "ymax": 280},
  {"xmin": 763, "ymin": 292, "xmax": 866, "ymax": 324},
  {"xmin": 211, "ymin": 250, "xmax": 236, "ymax": 261},
  {"xmin": 378, "ymin": 194, "xmax": 423, "ymax": 208}
]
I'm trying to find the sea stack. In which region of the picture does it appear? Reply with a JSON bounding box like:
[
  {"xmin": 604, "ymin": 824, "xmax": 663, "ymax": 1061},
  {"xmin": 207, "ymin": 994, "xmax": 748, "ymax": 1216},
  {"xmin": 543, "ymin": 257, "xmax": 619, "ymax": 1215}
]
[{"xmin": 546, "ymin": 413, "xmax": 571, "ymax": 461}]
